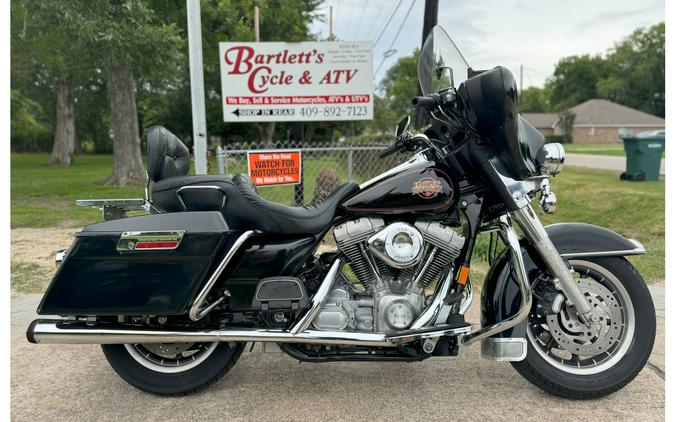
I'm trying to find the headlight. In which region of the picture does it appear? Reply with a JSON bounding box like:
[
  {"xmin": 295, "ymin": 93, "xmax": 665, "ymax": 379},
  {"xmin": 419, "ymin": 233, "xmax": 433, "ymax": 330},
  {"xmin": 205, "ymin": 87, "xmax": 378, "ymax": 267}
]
[{"xmin": 541, "ymin": 143, "xmax": 565, "ymax": 176}]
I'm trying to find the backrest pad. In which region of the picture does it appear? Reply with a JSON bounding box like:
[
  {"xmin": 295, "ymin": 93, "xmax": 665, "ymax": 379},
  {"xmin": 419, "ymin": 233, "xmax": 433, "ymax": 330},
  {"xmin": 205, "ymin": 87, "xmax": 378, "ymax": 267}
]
[{"xmin": 146, "ymin": 126, "xmax": 190, "ymax": 182}]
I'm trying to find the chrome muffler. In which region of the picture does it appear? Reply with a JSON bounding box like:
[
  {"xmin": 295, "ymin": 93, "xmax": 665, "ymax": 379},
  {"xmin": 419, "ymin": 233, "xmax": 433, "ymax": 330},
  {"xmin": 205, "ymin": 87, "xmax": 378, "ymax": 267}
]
[{"xmin": 26, "ymin": 319, "xmax": 471, "ymax": 347}]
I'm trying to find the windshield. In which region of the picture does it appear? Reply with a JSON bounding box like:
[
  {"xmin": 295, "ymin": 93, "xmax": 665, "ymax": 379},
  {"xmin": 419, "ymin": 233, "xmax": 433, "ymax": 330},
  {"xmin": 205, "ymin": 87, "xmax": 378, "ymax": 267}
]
[{"xmin": 418, "ymin": 26, "xmax": 471, "ymax": 95}]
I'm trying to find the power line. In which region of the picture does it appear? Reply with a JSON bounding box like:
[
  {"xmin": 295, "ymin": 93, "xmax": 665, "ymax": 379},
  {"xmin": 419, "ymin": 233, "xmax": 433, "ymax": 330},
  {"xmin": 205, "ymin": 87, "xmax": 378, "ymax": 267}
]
[
  {"xmin": 344, "ymin": 0, "xmax": 356, "ymax": 40},
  {"xmin": 353, "ymin": 0, "xmax": 369, "ymax": 40},
  {"xmin": 374, "ymin": 0, "xmax": 415, "ymax": 77},
  {"xmin": 373, "ymin": 0, "xmax": 404, "ymax": 48},
  {"xmin": 365, "ymin": 0, "xmax": 387, "ymax": 40}
]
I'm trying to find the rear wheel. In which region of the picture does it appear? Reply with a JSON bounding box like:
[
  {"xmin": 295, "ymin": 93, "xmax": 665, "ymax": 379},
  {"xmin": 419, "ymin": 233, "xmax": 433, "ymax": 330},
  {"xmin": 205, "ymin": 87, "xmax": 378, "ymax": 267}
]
[
  {"xmin": 102, "ymin": 341, "xmax": 245, "ymax": 396},
  {"xmin": 512, "ymin": 257, "xmax": 655, "ymax": 399}
]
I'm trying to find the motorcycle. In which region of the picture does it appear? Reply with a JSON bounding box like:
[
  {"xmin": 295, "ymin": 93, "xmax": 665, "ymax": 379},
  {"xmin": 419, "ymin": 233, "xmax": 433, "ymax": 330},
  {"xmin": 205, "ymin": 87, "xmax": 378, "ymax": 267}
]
[{"xmin": 27, "ymin": 26, "xmax": 655, "ymax": 398}]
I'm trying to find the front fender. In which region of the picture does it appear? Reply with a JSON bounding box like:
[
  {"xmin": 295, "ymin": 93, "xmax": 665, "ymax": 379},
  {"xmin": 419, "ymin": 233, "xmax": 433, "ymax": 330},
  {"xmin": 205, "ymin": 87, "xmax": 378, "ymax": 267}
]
[{"xmin": 480, "ymin": 223, "xmax": 645, "ymax": 338}]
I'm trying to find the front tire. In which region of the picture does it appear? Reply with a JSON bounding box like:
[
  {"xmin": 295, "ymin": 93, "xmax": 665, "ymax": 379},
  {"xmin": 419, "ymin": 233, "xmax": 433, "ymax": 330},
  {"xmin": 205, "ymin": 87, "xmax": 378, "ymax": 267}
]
[
  {"xmin": 102, "ymin": 341, "xmax": 245, "ymax": 396},
  {"xmin": 512, "ymin": 257, "xmax": 655, "ymax": 399}
]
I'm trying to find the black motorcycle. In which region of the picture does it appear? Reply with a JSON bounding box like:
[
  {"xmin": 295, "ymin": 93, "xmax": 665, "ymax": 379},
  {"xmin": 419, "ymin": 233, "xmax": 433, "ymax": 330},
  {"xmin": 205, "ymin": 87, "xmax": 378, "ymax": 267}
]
[{"xmin": 27, "ymin": 26, "xmax": 655, "ymax": 398}]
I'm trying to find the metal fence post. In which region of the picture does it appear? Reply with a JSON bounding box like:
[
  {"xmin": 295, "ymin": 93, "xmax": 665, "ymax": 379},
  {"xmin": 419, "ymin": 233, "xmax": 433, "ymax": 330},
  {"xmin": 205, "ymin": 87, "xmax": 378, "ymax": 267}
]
[
  {"xmin": 347, "ymin": 148, "xmax": 353, "ymax": 181},
  {"xmin": 216, "ymin": 145, "xmax": 225, "ymax": 175}
]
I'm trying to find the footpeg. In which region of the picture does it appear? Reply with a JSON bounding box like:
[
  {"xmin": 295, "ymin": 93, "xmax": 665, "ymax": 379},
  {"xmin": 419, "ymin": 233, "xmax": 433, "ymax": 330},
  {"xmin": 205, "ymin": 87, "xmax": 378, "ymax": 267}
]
[{"xmin": 481, "ymin": 337, "xmax": 527, "ymax": 361}]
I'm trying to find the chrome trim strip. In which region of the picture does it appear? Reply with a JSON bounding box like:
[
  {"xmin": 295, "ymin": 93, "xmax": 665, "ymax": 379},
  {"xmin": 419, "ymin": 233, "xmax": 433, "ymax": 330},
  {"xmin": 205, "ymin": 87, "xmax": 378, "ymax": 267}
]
[
  {"xmin": 559, "ymin": 248, "xmax": 646, "ymax": 258},
  {"xmin": 460, "ymin": 216, "xmax": 533, "ymax": 346},
  {"xmin": 117, "ymin": 230, "xmax": 185, "ymax": 252},
  {"xmin": 189, "ymin": 230, "xmax": 257, "ymax": 321},
  {"xmin": 290, "ymin": 259, "xmax": 342, "ymax": 334},
  {"xmin": 359, "ymin": 150, "xmax": 432, "ymax": 189},
  {"xmin": 176, "ymin": 185, "xmax": 226, "ymax": 211}
]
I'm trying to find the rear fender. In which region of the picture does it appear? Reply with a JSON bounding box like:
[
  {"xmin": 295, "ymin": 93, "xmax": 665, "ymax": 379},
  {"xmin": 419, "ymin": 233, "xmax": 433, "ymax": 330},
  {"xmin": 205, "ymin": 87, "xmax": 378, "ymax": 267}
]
[{"xmin": 481, "ymin": 223, "xmax": 645, "ymax": 338}]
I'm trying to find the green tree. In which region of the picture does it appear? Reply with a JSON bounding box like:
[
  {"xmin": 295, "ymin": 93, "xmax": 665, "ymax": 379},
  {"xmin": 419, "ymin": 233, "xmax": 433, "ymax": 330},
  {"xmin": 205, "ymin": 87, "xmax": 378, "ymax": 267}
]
[
  {"xmin": 11, "ymin": 1, "xmax": 91, "ymax": 165},
  {"xmin": 545, "ymin": 54, "xmax": 609, "ymax": 111},
  {"xmin": 519, "ymin": 87, "xmax": 551, "ymax": 112},
  {"xmin": 38, "ymin": 0, "xmax": 182, "ymax": 185},
  {"xmin": 597, "ymin": 22, "xmax": 664, "ymax": 117},
  {"xmin": 379, "ymin": 49, "xmax": 420, "ymax": 128}
]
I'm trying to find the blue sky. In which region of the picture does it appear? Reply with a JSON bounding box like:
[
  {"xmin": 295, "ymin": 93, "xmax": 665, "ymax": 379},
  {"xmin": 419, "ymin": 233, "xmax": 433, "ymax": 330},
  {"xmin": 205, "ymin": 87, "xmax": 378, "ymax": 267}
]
[{"xmin": 310, "ymin": 0, "xmax": 664, "ymax": 89}]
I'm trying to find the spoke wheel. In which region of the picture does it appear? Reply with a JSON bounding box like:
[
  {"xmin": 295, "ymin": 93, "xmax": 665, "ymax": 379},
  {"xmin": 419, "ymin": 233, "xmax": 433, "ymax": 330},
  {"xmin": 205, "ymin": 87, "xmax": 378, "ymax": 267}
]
[{"xmin": 124, "ymin": 342, "xmax": 218, "ymax": 373}]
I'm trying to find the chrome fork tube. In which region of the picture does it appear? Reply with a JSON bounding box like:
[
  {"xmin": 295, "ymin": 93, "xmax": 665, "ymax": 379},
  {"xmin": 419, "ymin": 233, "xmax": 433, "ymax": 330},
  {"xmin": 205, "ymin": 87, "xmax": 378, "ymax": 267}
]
[
  {"xmin": 460, "ymin": 216, "xmax": 532, "ymax": 345},
  {"xmin": 510, "ymin": 204, "xmax": 594, "ymax": 321}
]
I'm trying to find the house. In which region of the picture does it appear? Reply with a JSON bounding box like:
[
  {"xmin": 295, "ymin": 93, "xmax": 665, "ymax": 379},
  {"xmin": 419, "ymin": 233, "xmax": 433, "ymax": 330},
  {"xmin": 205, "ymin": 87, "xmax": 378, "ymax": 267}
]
[{"xmin": 522, "ymin": 99, "xmax": 665, "ymax": 144}]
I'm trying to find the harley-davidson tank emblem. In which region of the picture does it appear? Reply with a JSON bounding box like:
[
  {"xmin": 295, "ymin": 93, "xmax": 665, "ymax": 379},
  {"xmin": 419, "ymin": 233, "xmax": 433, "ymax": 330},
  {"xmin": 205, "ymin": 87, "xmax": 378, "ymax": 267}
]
[{"xmin": 412, "ymin": 177, "xmax": 443, "ymax": 199}]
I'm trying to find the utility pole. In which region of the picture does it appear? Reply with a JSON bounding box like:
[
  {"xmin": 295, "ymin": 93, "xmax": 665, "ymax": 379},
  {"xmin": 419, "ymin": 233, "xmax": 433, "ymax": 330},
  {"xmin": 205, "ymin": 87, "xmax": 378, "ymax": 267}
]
[
  {"xmin": 329, "ymin": 5, "xmax": 333, "ymax": 40},
  {"xmin": 416, "ymin": 0, "xmax": 438, "ymax": 128},
  {"xmin": 421, "ymin": 0, "xmax": 438, "ymax": 46},
  {"xmin": 520, "ymin": 64, "xmax": 523, "ymax": 90},
  {"xmin": 186, "ymin": 0, "xmax": 208, "ymax": 174},
  {"xmin": 254, "ymin": 6, "xmax": 260, "ymax": 42}
]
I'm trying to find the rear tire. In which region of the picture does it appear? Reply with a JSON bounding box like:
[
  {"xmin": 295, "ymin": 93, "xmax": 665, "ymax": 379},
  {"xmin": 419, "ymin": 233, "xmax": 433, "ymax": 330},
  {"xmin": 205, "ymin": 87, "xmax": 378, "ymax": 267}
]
[
  {"xmin": 512, "ymin": 257, "xmax": 655, "ymax": 399},
  {"xmin": 102, "ymin": 341, "xmax": 245, "ymax": 396}
]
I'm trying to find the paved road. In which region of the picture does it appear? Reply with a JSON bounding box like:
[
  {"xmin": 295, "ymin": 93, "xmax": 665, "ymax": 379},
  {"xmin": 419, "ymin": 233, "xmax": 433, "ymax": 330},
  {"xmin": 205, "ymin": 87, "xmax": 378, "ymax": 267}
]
[
  {"xmin": 566, "ymin": 153, "xmax": 666, "ymax": 176},
  {"xmin": 11, "ymin": 286, "xmax": 664, "ymax": 421}
]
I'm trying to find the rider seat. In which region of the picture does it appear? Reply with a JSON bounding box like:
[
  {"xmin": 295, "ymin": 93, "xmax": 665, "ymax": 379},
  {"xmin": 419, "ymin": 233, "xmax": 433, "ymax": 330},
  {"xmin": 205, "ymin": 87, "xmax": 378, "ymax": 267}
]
[{"xmin": 146, "ymin": 126, "xmax": 359, "ymax": 235}]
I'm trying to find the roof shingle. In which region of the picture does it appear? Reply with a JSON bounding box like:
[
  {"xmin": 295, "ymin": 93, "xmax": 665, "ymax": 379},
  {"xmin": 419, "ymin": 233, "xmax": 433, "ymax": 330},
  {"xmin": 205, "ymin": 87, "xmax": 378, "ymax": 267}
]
[{"xmin": 568, "ymin": 99, "xmax": 665, "ymax": 126}]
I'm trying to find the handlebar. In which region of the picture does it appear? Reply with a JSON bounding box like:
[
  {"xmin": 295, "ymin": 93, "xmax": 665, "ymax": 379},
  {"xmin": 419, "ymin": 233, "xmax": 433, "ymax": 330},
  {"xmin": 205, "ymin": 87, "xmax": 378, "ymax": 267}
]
[
  {"xmin": 379, "ymin": 143, "xmax": 400, "ymax": 158},
  {"xmin": 411, "ymin": 95, "xmax": 438, "ymax": 109}
]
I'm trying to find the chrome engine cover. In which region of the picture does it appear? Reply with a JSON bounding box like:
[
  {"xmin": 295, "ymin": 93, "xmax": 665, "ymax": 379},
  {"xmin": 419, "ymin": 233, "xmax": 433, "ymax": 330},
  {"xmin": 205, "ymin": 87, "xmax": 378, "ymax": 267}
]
[
  {"xmin": 313, "ymin": 218, "xmax": 465, "ymax": 334},
  {"xmin": 366, "ymin": 222, "xmax": 425, "ymax": 268}
]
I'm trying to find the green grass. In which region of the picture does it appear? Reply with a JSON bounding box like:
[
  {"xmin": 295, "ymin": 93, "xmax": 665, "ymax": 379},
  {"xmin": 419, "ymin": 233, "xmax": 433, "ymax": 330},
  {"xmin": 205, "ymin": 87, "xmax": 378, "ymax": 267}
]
[
  {"xmin": 543, "ymin": 168, "xmax": 664, "ymax": 284},
  {"xmin": 564, "ymin": 142, "xmax": 665, "ymax": 158},
  {"xmin": 10, "ymin": 262, "xmax": 49, "ymax": 293},
  {"xmin": 11, "ymin": 154, "xmax": 145, "ymax": 228},
  {"xmin": 564, "ymin": 143, "xmax": 627, "ymax": 156},
  {"xmin": 11, "ymin": 154, "xmax": 664, "ymax": 285}
]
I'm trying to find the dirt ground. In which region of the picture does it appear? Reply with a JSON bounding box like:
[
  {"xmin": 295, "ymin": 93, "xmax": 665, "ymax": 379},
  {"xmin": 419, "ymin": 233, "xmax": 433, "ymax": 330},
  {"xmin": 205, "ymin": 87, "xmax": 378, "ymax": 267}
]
[{"xmin": 10, "ymin": 228, "xmax": 77, "ymax": 293}]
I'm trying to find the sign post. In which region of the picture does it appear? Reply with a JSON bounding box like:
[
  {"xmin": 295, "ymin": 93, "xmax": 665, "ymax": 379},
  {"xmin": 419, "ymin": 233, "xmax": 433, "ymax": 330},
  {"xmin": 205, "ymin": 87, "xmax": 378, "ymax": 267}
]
[{"xmin": 186, "ymin": 0, "xmax": 208, "ymax": 175}]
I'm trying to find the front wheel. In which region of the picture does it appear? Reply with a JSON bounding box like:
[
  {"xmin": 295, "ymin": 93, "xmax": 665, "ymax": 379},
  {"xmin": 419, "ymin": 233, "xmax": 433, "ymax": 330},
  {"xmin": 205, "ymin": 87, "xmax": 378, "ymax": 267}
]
[
  {"xmin": 512, "ymin": 257, "xmax": 655, "ymax": 399},
  {"xmin": 102, "ymin": 341, "xmax": 245, "ymax": 396}
]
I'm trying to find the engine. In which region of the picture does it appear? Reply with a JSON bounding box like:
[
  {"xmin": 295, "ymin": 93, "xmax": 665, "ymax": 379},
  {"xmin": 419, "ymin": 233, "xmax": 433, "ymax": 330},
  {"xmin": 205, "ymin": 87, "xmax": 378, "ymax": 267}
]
[{"xmin": 312, "ymin": 218, "xmax": 465, "ymax": 333}]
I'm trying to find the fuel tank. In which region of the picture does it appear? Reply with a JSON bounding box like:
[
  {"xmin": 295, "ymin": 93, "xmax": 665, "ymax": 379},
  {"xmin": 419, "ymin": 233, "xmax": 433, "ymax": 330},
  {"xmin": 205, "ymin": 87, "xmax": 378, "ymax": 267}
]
[{"xmin": 344, "ymin": 160, "xmax": 457, "ymax": 214}]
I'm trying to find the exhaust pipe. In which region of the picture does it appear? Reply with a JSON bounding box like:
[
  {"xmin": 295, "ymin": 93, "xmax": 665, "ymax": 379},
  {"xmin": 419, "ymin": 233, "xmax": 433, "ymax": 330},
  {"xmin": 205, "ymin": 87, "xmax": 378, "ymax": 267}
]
[
  {"xmin": 27, "ymin": 319, "xmax": 395, "ymax": 347},
  {"xmin": 26, "ymin": 319, "xmax": 472, "ymax": 347}
]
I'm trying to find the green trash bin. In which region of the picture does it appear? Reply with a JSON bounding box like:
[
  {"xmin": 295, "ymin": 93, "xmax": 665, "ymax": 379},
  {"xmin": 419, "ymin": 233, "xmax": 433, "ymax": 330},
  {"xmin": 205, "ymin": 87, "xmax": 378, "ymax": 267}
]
[{"xmin": 620, "ymin": 131, "xmax": 665, "ymax": 181}]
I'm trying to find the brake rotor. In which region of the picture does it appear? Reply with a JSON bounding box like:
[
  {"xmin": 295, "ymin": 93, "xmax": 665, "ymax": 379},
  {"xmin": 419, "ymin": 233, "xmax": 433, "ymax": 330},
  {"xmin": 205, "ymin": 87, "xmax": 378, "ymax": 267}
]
[{"xmin": 545, "ymin": 278, "xmax": 624, "ymax": 356}]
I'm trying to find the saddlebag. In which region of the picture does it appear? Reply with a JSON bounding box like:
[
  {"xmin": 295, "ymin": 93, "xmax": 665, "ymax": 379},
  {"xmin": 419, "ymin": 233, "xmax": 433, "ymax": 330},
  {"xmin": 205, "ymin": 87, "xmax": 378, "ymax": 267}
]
[{"xmin": 38, "ymin": 211, "xmax": 238, "ymax": 316}]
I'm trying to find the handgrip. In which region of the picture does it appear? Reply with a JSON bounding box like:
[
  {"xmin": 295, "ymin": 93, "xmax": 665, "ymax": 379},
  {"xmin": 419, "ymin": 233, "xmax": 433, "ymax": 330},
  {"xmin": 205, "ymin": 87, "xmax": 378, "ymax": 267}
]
[
  {"xmin": 379, "ymin": 144, "xmax": 399, "ymax": 158},
  {"xmin": 411, "ymin": 96, "xmax": 437, "ymax": 109}
]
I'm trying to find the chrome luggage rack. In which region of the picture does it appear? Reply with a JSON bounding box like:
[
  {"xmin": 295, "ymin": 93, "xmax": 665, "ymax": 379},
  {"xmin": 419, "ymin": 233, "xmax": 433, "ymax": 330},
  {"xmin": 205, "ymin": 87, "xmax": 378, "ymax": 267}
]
[{"xmin": 75, "ymin": 198, "xmax": 158, "ymax": 221}]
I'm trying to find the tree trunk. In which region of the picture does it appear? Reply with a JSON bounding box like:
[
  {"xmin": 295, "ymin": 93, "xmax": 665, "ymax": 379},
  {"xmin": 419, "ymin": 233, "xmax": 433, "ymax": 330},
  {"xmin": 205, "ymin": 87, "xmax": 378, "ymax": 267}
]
[
  {"xmin": 49, "ymin": 83, "xmax": 75, "ymax": 166},
  {"xmin": 104, "ymin": 58, "xmax": 146, "ymax": 185},
  {"xmin": 255, "ymin": 122, "xmax": 276, "ymax": 144}
]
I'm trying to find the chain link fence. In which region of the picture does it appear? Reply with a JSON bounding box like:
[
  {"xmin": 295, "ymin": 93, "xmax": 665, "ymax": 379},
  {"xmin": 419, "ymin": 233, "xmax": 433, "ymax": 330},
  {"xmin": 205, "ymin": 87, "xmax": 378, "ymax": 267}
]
[{"xmin": 215, "ymin": 141, "xmax": 405, "ymax": 206}]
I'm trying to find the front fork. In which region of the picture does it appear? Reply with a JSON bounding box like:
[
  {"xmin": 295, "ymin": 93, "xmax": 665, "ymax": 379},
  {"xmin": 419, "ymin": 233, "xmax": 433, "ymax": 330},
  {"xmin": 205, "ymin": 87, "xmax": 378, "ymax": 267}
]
[{"xmin": 511, "ymin": 204, "xmax": 596, "ymax": 324}]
